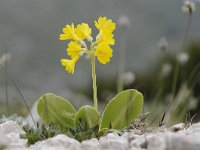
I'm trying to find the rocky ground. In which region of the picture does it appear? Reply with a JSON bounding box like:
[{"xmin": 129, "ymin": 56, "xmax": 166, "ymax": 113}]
[{"xmin": 1, "ymin": 121, "xmax": 200, "ymax": 150}]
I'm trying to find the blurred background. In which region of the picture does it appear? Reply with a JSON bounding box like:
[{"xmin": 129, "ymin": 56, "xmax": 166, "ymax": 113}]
[{"xmin": 0, "ymin": 0, "xmax": 200, "ymax": 126}]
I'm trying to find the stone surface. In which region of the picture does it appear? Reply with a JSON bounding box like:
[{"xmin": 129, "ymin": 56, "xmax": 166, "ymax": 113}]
[
  {"xmin": 1, "ymin": 121, "xmax": 200, "ymax": 150},
  {"xmin": 80, "ymin": 138, "xmax": 99, "ymax": 150},
  {"xmin": 99, "ymin": 133, "xmax": 129, "ymax": 150},
  {"xmin": 169, "ymin": 123, "xmax": 185, "ymax": 132},
  {"xmin": 0, "ymin": 121, "xmax": 27, "ymax": 147},
  {"xmin": 29, "ymin": 134, "xmax": 80, "ymax": 150}
]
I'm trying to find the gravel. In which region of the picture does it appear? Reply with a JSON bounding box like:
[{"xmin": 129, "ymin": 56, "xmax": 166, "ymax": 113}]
[{"xmin": 1, "ymin": 121, "xmax": 200, "ymax": 150}]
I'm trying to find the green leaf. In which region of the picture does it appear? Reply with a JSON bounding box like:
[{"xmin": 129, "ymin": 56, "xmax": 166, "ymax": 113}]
[
  {"xmin": 75, "ymin": 105, "xmax": 100, "ymax": 130},
  {"xmin": 96, "ymin": 128, "xmax": 108, "ymax": 137},
  {"xmin": 100, "ymin": 89, "xmax": 143, "ymax": 130},
  {"xmin": 37, "ymin": 93, "xmax": 77, "ymax": 128}
]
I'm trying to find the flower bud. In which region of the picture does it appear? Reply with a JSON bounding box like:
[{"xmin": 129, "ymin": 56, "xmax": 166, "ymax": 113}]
[
  {"xmin": 78, "ymin": 40, "xmax": 87, "ymax": 47},
  {"xmin": 96, "ymin": 33, "xmax": 102, "ymax": 41},
  {"xmin": 182, "ymin": 0, "xmax": 196, "ymax": 14},
  {"xmin": 158, "ymin": 37, "xmax": 168, "ymax": 51},
  {"xmin": 117, "ymin": 15, "xmax": 130, "ymax": 28},
  {"xmin": 176, "ymin": 52, "xmax": 189, "ymax": 65},
  {"xmin": 87, "ymin": 36, "xmax": 93, "ymax": 42},
  {"xmin": 0, "ymin": 53, "xmax": 11, "ymax": 67},
  {"xmin": 123, "ymin": 71, "xmax": 136, "ymax": 86},
  {"xmin": 161, "ymin": 63, "xmax": 172, "ymax": 78}
]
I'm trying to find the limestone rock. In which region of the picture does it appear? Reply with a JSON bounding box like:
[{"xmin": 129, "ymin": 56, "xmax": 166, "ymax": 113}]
[
  {"xmin": 29, "ymin": 134, "xmax": 80, "ymax": 150},
  {"xmin": 169, "ymin": 123, "xmax": 185, "ymax": 132},
  {"xmin": 80, "ymin": 138, "xmax": 99, "ymax": 150},
  {"xmin": 2, "ymin": 121, "xmax": 200, "ymax": 150},
  {"xmin": 99, "ymin": 133, "xmax": 129, "ymax": 150},
  {"xmin": 0, "ymin": 121, "xmax": 27, "ymax": 146}
]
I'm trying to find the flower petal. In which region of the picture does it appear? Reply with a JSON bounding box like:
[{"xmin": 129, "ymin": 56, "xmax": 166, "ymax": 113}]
[
  {"xmin": 67, "ymin": 41, "xmax": 82, "ymax": 58},
  {"xmin": 59, "ymin": 23, "xmax": 79, "ymax": 41},
  {"xmin": 95, "ymin": 17, "xmax": 116, "ymax": 34},
  {"xmin": 95, "ymin": 44, "xmax": 113, "ymax": 64},
  {"xmin": 61, "ymin": 55, "xmax": 80, "ymax": 74},
  {"xmin": 75, "ymin": 23, "xmax": 92, "ymax": 40},
  {"xmin": 96, "ymin": 32, "xmax": 115, "ymax": 45}
]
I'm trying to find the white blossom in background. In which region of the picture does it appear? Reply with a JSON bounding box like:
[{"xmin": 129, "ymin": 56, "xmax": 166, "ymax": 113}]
[
  {"xmin": 0, "ymin": 53, "xmax": 11, "ymax": 67},
  {"xmin": 188, "ymin": 96, "xmax": 198, "ymax": 110},
  {"xmin": 182, "ymin": 0, "xmax": 196, "ymax": 14},
  {"xmin": 176, "ymin": 52, "xmax": 189, "ymax": 65},
  {"xmin": 161, "ymin": 63, "xmax": 172, "ymax": 78},
  {"xmin": 117, "ymin": 15, "xmax": 131, "ymax": 28},
  {"xmin": 158, "ymin": 37, "xmax": 169, "ymax": 51},
  {"xmin": 123, "ymin": 71, "xmax": 136, "ymax": 86}
]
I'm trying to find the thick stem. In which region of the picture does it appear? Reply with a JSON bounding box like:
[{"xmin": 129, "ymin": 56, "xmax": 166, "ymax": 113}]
[{"xmin": 91, "ymin": 54, "xmax": 98, "ymax": 111}]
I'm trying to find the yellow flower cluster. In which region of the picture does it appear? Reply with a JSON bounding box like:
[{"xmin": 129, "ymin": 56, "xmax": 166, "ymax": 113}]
[{"xmin": 59, "ymin": 17, "xmax": 116, "ymax": 74}]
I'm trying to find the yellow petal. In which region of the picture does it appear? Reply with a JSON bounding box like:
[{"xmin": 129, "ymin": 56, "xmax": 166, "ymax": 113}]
[
  {"xmin": 95, "ymin": 44, "xmax": 113, "ymax": 64},
  {"xmin": 75, "ymin": 23, "xmax": 92, "ymax": 40},
  {"xmin": 61, "ymin": 55, "xmax": 80, "ymax": 74},
  {"xmin": 95, "ymin": 32, "xmax": 115, "ymax": 45},
  {"xmin": 59, "ymin": 23, "xmax": 79, "ymax": 41},
  {"xmin": 59, "ymin": 34, "xmax": 68, "ymax": 40},
  {"xmin": 67, "ymin": 41, "xmax": 82, "ymax": 58},
  {"xmin": 95, "ymin": 17, "xmax": 116, "ymax": 34}
]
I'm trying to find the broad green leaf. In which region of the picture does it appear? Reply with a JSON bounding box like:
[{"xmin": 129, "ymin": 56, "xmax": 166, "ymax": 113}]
[
  {"xmin": 75, "ymin": 105, "xmax": 100, "ymax": 130},
  {"xmin": 100, "ymin": 89, "xmax": 143, "ymax": 130},
  {"xmin": 37, "ymin": 93, "xmax": 76, "ymax": 128}
]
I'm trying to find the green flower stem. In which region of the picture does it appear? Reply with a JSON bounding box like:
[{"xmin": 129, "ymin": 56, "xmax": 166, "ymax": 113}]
[{"xmin": 91, "ymin": 53, "xmax": 98, "ymax": 111}]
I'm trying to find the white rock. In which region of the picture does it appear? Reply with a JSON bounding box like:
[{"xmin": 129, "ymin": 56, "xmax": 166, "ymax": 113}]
[
  {"xmin": 0, "ymin": 121, "xmax": 27, "ymax": 146},
  {"xmin": 121, "ymin": 132, "xmax": 140, "ymax": 143},
  {"xmin": 169, "ymin": 123, "xmax": 185, "ymax": 132},
  {"xmin": 130, "ymin": 134, "xmax": 148, "ymax": 148},
  {"xmin": 185, "ymin": 122, "xmax": 200, "ymax": 134},
  {"xmin": 147, "ymin": 133, "xmax": 167, "ymax": 150},
  {"xmin": 81, "ymin": 138, "xmax": 99, "ymax": 150},
  {"xmin": 2, "ymin": 121, "xmax": 200, "ymax": 150},
  {"xmin": 0, "ymin": 121, "xmax": 24, "ymax": 135},
  {"xmin": 167, "ymin": 133, "xmax": 200, "ymax": 150},
  {"xmin": 99, "ymin": 133, "xmax": 129, "ymax": 150},
  {"xmin": 29, "ymin": 134, "xmax": 80, "ymax": 150},
  {"xmin": 106, "ymin": 132, "xmax": 120, "ymax": 138},
  {"xmin": 130, "ymin": 148, "xmax": 146, "ymax": 150}
]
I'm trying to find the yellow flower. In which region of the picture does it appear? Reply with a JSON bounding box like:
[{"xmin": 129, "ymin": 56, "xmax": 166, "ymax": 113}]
[
  {"xmin": 95, "ymin": 17, "xmax": 116, "ymax": 34},
  {"xmin": 95, "ymin": 44, "xmax": 113, "ymax": 64},
  {"xmin": 75, "ymin": 23, "xmax": 92, "ymax": 40},
  {"xmin": 59, "ymin": 23, "xmax": 79, "ymax": 41},
  {"xmin": 61, "ymin": 55, "xmax": 80, "ymax": 74},
  {"xmin": 96, "ymin": 32, "xmax": 115, "ymax": 45},
  {"xmin": 60, "ymin": 17, "xmax": 116, "ymax": 74},
  {"xmin": 67, "ymin": 41, "xmax": 82, "ymax": 58},
  {"xmin": 60, "ymin": 23, "xmax": 91, "ymax": 41},
  {"xmin": 95, "ymin": 17, "xmax": 116, "ymax": 46}
]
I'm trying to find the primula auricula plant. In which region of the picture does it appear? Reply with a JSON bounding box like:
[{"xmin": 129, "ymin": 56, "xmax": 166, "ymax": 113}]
[
  {"xmin": 60, "ymin": 16, "xmax": 115, "ymax": 111},
  {"xmin": 36, "ymin": 17, "xmax": 144, "ymax": 141}
]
